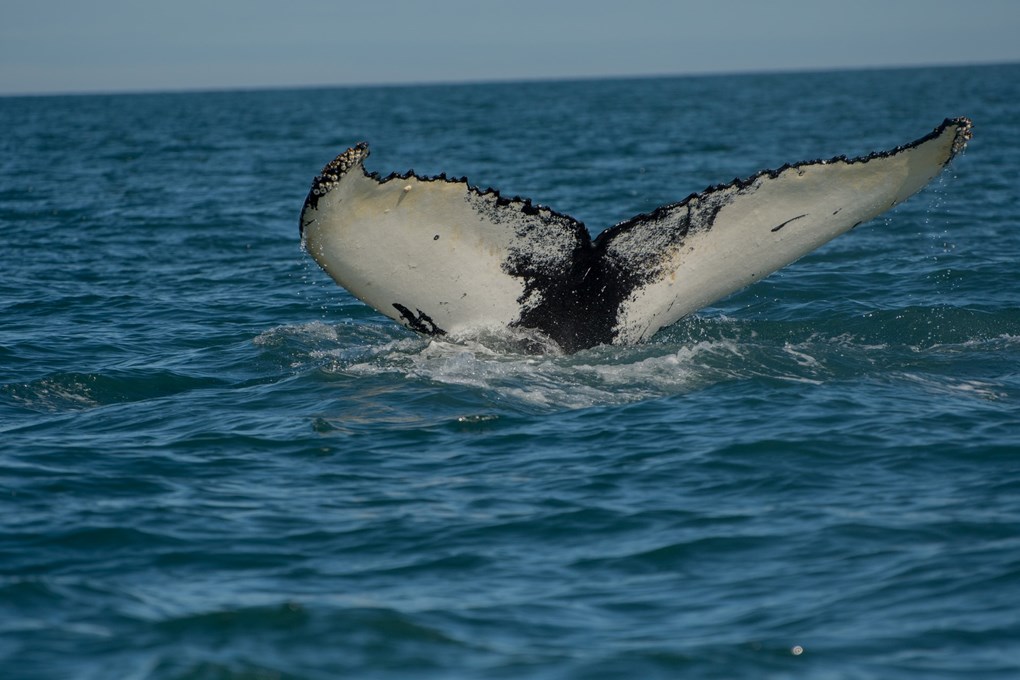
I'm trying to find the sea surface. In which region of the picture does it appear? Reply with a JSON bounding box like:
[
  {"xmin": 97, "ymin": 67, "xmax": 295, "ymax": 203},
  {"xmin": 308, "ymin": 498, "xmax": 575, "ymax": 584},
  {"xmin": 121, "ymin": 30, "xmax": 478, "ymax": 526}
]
[{"xmin": 2, "ymin": 64, "xmax": 1019, "ymax": 679}]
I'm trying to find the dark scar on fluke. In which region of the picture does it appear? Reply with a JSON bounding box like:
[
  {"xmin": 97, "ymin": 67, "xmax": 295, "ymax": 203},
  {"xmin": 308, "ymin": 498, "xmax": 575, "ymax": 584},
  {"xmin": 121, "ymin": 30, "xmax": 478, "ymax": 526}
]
[
  {"xmin": 392, "ymin": 303, "xmax": 447, "ymax": 336},
  {"xmin": 771, "ymin": 214, "xmax": 807, "ymax": 233}
]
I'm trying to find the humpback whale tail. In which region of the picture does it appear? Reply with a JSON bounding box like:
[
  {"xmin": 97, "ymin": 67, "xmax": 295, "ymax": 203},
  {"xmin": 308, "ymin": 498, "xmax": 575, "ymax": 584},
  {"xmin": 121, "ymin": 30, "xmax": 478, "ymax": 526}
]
[{"xmin": 300, "ymin": 118, "xmax": 971, "ymax": 353}]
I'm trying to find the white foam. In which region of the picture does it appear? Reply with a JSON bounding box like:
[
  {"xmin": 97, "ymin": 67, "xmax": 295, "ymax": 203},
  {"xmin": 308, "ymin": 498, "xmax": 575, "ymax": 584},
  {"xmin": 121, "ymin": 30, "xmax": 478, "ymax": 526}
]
[
  {"xmin": 257, "ymin": 320, "xmax": 801, "ymax": 409},
  {"xmin": 353, "ymin": 335, "xmax": 752, "ymax": 409},
  {"xmin": 256, "ymin": 316, "xmax": 1013, "ymax": 411},
  {"xmin": 899, "ymin": 373, "xmax": 1008, "ymax": 401}
]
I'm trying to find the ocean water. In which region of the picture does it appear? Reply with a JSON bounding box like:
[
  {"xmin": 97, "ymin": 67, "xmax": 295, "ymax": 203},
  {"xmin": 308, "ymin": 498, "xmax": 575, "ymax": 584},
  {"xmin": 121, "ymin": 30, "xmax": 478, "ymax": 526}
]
[{"xmin": 2, "ymin": 64, "xmax": 1019, "ymax": 679}]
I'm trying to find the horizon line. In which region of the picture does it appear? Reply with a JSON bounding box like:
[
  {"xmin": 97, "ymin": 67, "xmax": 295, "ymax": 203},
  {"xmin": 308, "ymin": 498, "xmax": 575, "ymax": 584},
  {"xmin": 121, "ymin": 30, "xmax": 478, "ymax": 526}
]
[{"xmin": 2, "ymin": 58, "xmax": 1016, "ymax": 100}]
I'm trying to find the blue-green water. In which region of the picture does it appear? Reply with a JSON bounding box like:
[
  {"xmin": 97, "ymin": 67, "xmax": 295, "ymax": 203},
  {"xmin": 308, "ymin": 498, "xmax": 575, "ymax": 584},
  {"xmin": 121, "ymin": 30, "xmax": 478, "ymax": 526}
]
[{"xmin": 2, "ymin": 64, "xmax": 1019, "ymax": 679}]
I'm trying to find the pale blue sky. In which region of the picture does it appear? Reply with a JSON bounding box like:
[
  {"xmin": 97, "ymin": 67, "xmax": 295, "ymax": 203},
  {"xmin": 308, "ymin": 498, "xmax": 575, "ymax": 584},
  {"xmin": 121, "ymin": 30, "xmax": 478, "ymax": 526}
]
[{"xmin": 2, "ymin": 0, "xmax": 1018, "ymax": 95}]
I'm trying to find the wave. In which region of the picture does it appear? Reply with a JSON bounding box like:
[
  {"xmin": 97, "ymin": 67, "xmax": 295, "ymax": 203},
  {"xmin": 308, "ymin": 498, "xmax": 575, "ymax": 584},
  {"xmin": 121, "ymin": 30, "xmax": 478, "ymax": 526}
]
[
  {"xmin": 7, "ymin": 304, "xmax": 1014, "ymax": 423},
  {"xmin": 0, "ymin": 369, "xmax": 226, "ymax": 416}
]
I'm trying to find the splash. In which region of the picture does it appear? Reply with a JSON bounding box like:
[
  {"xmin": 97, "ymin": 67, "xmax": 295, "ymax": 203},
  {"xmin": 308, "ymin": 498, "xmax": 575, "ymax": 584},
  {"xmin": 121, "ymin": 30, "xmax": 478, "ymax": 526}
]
[{"xmin": 255, "ymin": 305, "xmax": 1016, "ymax": 414}]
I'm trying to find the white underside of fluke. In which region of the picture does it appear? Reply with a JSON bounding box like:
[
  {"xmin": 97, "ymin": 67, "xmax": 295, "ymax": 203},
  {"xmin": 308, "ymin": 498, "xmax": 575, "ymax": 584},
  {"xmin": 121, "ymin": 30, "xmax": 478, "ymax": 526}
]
[
  {"xmin": 305, "ymin": 171, "xmax": 526, "ymax": 332},
  {"xmin": 300, "ymin": 119, "xmax": 971, "ymax": 352}
]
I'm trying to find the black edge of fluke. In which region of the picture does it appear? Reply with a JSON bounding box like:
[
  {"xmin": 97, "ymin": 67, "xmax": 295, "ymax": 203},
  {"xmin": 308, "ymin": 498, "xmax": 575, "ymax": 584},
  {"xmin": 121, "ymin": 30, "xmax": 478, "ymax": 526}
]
[
  {"xmin": 298, "ymin": 142, "xmax": 589, "ymax": 238},
  {"xmin": 300, "ymin": 142, "xmax": 371, "ymax": 224},
  {"xmin": 300, "ymin": 118, "xmax": 971, "ymax": 238},
  {"xmin": 594, "ymin": 117, "xmax": 972, "ymax": 244}
]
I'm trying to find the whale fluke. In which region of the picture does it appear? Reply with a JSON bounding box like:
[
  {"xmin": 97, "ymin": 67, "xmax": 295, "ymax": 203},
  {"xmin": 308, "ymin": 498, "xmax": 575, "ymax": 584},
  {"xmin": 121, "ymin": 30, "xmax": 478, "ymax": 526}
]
[{"xmin": 300, "ymin": 118, "xmax": 972, "ymax": 352}]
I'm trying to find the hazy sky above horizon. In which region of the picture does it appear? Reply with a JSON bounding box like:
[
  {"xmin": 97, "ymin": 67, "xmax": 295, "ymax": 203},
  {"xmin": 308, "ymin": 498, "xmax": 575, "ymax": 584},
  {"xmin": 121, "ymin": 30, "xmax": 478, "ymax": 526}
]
[{"xmin": 2, "ymin": 0, "xmax": 1018, "ymax": 95}]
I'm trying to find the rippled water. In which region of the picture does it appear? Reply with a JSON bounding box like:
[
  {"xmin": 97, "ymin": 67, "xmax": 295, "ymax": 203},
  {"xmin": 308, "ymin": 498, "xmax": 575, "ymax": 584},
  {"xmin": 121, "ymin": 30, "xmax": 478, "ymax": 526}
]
[{"xmin": 2, "ymin": 65, "xmax": 1020, "ymax": 679}]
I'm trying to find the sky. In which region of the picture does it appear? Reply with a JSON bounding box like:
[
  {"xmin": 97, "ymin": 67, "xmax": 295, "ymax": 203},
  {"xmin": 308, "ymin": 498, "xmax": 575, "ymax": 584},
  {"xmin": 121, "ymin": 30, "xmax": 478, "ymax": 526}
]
[{"xmin": 2, "ymin": 0, "xmax": 1019, "ymax": 95}]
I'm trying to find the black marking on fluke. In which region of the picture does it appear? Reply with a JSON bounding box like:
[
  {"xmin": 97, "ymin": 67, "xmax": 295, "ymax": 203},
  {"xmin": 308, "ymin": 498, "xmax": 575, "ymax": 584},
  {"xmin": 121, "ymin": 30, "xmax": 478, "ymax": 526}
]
[
  {"xmin": 505, "ymin": 192, "xmax": 732, "ymax": 351},
  {"xmin": 771, "ymin": 214, "xmax": 807, "ymax": 233},
  {"xmin": 392, "ymin": 303, "xmax": 447, "ymax": 336},
  {"xmin": 301, "ymin": 118, "xmax": 972, "ymax": 352},
  {"xmin": 389, "ymin": 303, "xmax": 446, "ymax": 336}
]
